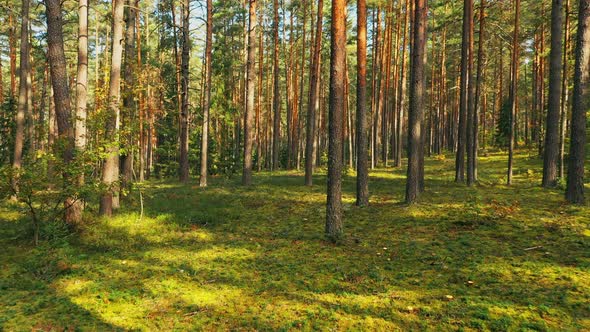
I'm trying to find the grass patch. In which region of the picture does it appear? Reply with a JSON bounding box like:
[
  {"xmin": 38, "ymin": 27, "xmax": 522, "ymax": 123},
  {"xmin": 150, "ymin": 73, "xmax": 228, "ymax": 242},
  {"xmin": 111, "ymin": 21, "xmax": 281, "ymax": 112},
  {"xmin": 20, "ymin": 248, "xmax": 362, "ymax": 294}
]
[{"xmin": 1, "ymin": 151, "xmax": 589, "ymax": 330}]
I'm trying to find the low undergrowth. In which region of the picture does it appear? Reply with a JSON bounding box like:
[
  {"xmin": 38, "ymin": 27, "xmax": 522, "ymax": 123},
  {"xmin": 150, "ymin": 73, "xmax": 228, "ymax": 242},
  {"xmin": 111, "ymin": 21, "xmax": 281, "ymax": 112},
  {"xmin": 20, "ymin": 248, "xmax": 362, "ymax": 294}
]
[{"xmin": 1, "ymin": 151, "xmax": 588, "ymax": 331}]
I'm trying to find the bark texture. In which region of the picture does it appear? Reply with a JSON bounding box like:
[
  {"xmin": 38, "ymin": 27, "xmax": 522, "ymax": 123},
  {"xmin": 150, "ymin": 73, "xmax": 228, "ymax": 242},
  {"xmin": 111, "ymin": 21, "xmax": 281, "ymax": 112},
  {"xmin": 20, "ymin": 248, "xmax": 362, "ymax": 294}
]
[
  {"xmin": 305, "ymin": 0, "xmax": 323, "ymax": 186},
  {"xmin": 565, "ymin": 0, "xmax": 590, "ymax": 204},
  {"xmin": 272, "ymin": 0, "xmax": 281, "ymax": 170},
  {"xmin": 45, "ymin": 0, "xmax": 78, "ymax": 223},
  {"xmin": 242, "ymin": 0, "xmax": 257, "ymax": 185},
  {"xmin": 99, "ymin": 0, "xmax": 125, "ymax": 216},
  {"xmin": 542, "ymin": 0, "xmax": 564, "ymax": 188},
  {"xmin": 200, "ymin": 0, "xmax": 213, "ymax": 187},
  {"xmin": 326, "ymin": 0, "xmax": 346, "ymax": 240},
  {"xmin": 179, "ymin": 0, "xmax": 190, "ymax": 182},
  {"xmin": 355, "ymin": 0, "xmax": 369, "ymax": 207},
  {"xmin": 405, "ymin": 0, "xmax": 427, "ymax": 204}
]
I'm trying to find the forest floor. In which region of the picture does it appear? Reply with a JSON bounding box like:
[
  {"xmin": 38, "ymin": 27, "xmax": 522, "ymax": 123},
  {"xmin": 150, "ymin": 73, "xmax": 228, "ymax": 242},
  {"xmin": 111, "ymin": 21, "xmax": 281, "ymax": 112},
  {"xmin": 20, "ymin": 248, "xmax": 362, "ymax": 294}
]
[{"xmin": 0, "ymin": 151, "xmax": 589, "ymax": 331}]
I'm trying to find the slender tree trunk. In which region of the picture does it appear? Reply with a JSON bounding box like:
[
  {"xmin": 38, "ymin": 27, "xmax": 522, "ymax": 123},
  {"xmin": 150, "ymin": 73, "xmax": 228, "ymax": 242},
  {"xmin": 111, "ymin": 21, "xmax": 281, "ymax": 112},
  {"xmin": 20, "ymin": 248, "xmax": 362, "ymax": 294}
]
[
  {"xmin": 326, "ymin": 0, "xmax": 346, "ymax": 241},
  {"xmin": 69, "ymin": 0, "xmax": 89, "ymax": 221},
  {"xmin": 257, "ymin": 9, "xmax": 265, "ymax": 172},
  {"xmin": 542, "ymin": 0, "xmax": 564, "ymax": 188},
  {"xmin": 507, "ymin": 0, "xmax": 520, "ymax": 185},
  {"xmin": 380, "ymin": 9, "xmax": 392, "ymax": 166},
  {"xmin": 45, "ymin": 0, "xmax": 77, "ymax": 223},
  {"xmin": 372, "ymin": 10, "xmax": 382, "ymax": 168},
  {"xmin": 559, "ymin": 0, "xmax": 570, "ymax": 179},
  {"xmin": 178, "ymin": 0, "xmax": 190, "ymax": 182},
  {"xmin": 136, "ymin": 2, "xmax": 145, "ymax": 182},
  {"xmin": 242, "ymin": 0, "xmax": 257, "ymax": 185},
  {"xmin": 11, "ymin": 0, "xmax": 30, "ymax": 193},
  {"xmin": 565, "ymin": 0, "xmax": 590, "ymax": 204},
  {"xmin": 405, "ymin": 0, "xmax": 427, "ymax": 204},
  {"xmin": 539, "ymin": 19, "xmax": 546, "ymax": 156},
  {"xmin": 286, "ymin": 10, "xmax": 294, "ymax": 169},
  {"xmin": 437, "ymin": 27, "xmax": 447, "ymax": 154},
  {"xmin": 472, "ymin": 0, "xmax": 486, "ymax": 182},
  {"xmin": 456, "ymin": 0, "xmax": 471, "ymax": 183},
  {"xmin": 304, "ymin": 0, "xmax": 323, "ymax": 186},
  {"xmin": 396, "ymin": 0, "xmax": 409, "ymax": 168},
  {"xmin": 272, "ymin": 0, "xmax": 281, "ymax": 170},
  {"xmin": 121, "ymin": 0, "xmax": 137, "ymax": 190},
  {"xmin": 200, "ymin": 0, "xmax": 213, "ymax": 187},
  {"xmin": 9, "ymin": 12, "xmax": 17, "ymax": 98},
  {"xmin": 466, "ymin": 0, "xmax": 476, "ymax": 186},
  {"xmin": 99, "ymin": 0, "xmax": 125, "ymax": 215},
  {"xmin": 297, "ymin": 0, "xmax": 308, "ymax": 171},
  {"xmin": 75, "ymin": 0, "xmax": 88, "ymax": 165}
]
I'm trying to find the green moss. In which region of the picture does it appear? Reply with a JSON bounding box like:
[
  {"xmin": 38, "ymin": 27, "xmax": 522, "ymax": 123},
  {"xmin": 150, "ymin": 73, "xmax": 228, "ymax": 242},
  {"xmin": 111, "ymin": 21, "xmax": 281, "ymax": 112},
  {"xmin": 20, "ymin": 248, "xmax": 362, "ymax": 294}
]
[{"xmin": 0, "ymin": 151, "xmax": 588, "ymax": 330}]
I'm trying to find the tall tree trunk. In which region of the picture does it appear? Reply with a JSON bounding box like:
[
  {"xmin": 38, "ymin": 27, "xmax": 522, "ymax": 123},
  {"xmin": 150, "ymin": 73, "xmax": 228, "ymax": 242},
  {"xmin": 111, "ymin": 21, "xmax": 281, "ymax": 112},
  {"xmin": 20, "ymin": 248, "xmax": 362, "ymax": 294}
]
[
  {"xmin": 70, "ymin": 0, "xmax": 89, "ymax": 221},
  {"xmin": 326, "ymin": 0, "xmax": 346, "ymax": 241},
  {"xmin": 507, "ymin": 0, "xmax": 520, "ymax": 185},
  {"xmin": 257, "ymin": 8, "xmax": 265, "ymax": 172},
  {"xmin": 45, "ymin": 0, "xmax": 77, "ymax": 223},
  {"xmin": 99, "ymin": 0, "xmax": 125, "ymax": 216},
  {"xmin": 297, "ymin": 0, "xmax": 308, "ymax": 171},
  {"xmin": 121, "ymin": 0, "xmax": 136, "ymax": 191},
  {"xmin": 286, "ymin": 9, "xmax": 294, "ymax": 169},
  {"xmin": 395, "ymin": 0, "xmax": 409, "ymax": 168},
  {"xmin": 179, "ymin": 0, "xmax": 190, "ymax": 182},
  {"xmin": 11, "ymin": 0, "xmax": 29, "ymax": 198},
  {"xmin": 456, "ymin": 0, "xmax": 471, "ymax": 183},
  {"xmin": 565, "ymin": 0, "xmax": 590, "ymax": 204},
  {"xmin": 542, "ymin": 0, "xmax": 564, "ymax": 188},
  {"xmin": 242, "ymin": 0, "xmax": 257, "ymax": 185},
  {"xmin": 136, "ymin": 1, "xmax": 145, "ymax": 182},
  {"xmin": 405, "ymin": 0, "xmax": 427, "ymax": 204},
  {"xmin": 9, "ymin": 11, "xmax": 17, "ymax": 98},
  {"xmin": 272, "ymin": 0, "xmax": 281, "ymax": 170},
  {"xmin": 304, "ymin": 0, "xmax": 323, "ymax": 186},
  {"xmin": 371, "ymin": 9, "xmax": 382, "ymax": 169},
  {"xmin": 559, "ymin": 0, "xmax": 570, "ymax": 179},
  {"xmin": 466, "ymin": 0, "xmax": 476, "ymax": 186},
  {"xmin": 472, "ymin": 0, "xmax": 486, "ymax": 183},
  {"xmin": 356, "ymin": 0, "xmax": 369, "ymax": 206},
  {"xmin": 200, "ymin": 0, "xmax": 213, "ymax": 187}
]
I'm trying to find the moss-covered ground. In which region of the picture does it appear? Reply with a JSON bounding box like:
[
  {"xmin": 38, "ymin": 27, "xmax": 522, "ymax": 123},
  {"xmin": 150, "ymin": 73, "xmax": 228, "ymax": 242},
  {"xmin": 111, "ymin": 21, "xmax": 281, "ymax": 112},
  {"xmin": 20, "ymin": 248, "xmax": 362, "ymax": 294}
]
[{"xmin": 1, "ymin": 151, "xmax": 589, "ymax": 331}]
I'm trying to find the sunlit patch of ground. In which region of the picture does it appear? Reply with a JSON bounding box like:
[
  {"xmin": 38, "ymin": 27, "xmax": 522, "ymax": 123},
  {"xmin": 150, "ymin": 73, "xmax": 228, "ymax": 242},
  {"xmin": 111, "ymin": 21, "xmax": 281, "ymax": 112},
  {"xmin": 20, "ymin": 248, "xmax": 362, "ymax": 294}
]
[{"xmin": 1, "ymin": 151, "xmax": 588, "ymax": 330}]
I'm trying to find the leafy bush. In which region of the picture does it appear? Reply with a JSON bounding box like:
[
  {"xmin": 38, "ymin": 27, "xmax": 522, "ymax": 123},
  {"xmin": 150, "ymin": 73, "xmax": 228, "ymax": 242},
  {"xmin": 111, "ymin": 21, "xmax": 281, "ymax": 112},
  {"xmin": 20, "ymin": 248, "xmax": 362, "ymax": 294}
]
[{"xmin": 0, "ymin": 147, "xmax": 99, "ymax": 245}]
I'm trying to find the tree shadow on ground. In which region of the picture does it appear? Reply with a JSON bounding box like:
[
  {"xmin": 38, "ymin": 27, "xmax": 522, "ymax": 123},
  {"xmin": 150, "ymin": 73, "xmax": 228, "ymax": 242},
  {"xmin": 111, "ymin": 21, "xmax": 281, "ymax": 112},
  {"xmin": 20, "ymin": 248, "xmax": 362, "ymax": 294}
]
[{"xmin": 0, "ymin": 152, "xmax": 588, "ymax": 330}]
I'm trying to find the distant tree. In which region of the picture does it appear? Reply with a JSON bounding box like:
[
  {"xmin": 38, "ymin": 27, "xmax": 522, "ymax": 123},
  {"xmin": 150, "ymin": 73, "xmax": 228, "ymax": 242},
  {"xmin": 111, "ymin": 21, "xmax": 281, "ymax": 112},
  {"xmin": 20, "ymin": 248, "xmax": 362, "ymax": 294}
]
[
  {"xmin": 272, "ymin": 0, "xmax": 281, "ymax": 171},
  {"xmin": 473, "ymin": 0, "xmax": 486, "ymax": 177},
  {"xmin": 305, "ymin": 0, "xmax": 323, "ymax": 186},
  {"xmin": 507, "ymin": 0, "xmax": 520, "ymax": 185},
  {"xmin": 495, "ymin": 98, "xmax": 512, "ymax": 147},
  {"xmin": 455, "ymin": 0, "xmax": 472, "ymax": 183}
]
